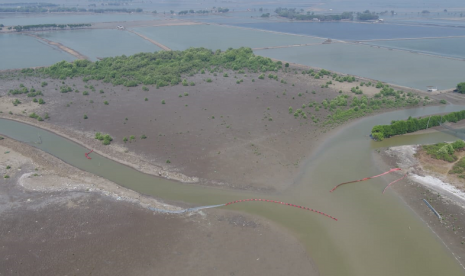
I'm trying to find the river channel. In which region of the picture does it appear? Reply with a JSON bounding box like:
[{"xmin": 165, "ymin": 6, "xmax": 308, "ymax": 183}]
[{"xmin": 1, "ymin": 104, "xmax": 465, "ymax": 275}]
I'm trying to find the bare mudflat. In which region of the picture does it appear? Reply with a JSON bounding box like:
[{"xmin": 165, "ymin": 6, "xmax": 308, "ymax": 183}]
[
  {"xmin": 0, "ymin": 65, "xmax": 431, "ymax": 192},
  {"xmin": 0, "ymin": 137, "xmax": 317, "ymax": 276}
]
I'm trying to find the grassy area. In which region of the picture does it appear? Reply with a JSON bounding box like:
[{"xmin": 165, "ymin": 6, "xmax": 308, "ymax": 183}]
[
  {"xmin": 450, "ymin": 157, "xmax": 465, "ymax": 177},
  {"xmin": 423, "ymin": 140, "xmax": 465, "ymax": 162}
]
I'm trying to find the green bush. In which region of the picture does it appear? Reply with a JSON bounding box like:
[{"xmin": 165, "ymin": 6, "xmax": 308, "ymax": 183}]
[
  {"xmin": 83, "ymin": 91, "xmax": 89, "ymax": 96},
  {"xmin": 457, "ymin": 82, "xmax": 465, "ymax": 94},
  {"xmin": 95, "ymin": 132, "xmax": 113, "ymax": 145},
  {"xmin": 452, "ymin": 140, "xmax": 465, "ymax": 150},
  {"xmin": 423, "ymin": 142, "xmax": 457, "ymax": 162},
  {"xmin": 372, "ymin": 110, "xmax": 465, "ymax": 140},
  {"xmin": 38, "ymin": 98, "xmax": 45, "ymax": 104}
]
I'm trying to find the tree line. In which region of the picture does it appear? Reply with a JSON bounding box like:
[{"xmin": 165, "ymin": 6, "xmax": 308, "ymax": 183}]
[
  {"xmin": 38, "ymin": 47, "xmax": 282, "ymax": 88},
  {"xmin": 0, "ymin": 7, "xmax": 142, "ymax": 13},
  {"xmin": 371, "ymin": 110, "xmax": 465, "ymax": 141},
  {"xmin": 13, "ymin": 23, "xmax": 91, "ymax": 31},
  {"xmin": 275, "ymin": 8, "xmax": 353, "ymax": 21},
  {"xmin": 357, "ymin": 10, "xmax": 379, "ymax": 21}
]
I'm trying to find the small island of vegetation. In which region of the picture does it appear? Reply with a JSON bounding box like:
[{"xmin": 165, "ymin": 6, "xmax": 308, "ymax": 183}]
[{"xmin": 275, "ymin": 8, "xmax": 353, "ymax": 21}]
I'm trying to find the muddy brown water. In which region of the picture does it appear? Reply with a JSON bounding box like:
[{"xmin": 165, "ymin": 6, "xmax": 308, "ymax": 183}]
[{"xmin": 2, "ymin": 105, "xmax": 465, "ymax": 275}]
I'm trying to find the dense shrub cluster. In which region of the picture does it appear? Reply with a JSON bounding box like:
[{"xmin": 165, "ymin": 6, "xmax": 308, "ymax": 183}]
[
  {"xmin": 423, "ymin": 140, "xmax": 465, "ymax": 162},
  {"xmin": 95, "ymin": 132, "xmax": 113, "ymax": 145},
  {"xmin": 38, "ymin": 47, "xmax": 280, "ymax": 88},
  {"xmin": 371, "ymin": 110, "xmax": 465, "ymax": 141}
]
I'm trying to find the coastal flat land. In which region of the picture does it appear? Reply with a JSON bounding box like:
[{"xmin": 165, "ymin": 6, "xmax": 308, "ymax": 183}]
[
  {"xmin": 0, "ymin": 65, "xmax": 430, "ymax": 192},
  {"xmin": 0, "ymin": 139, "xmax": 317, "ymax": 276}
]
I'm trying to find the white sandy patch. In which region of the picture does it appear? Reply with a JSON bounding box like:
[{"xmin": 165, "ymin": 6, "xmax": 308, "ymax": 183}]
[
  {"xmin": 385, "ymin": 145, "xmax": 418, "ymax": 168},
  {"xmin": 411, "ymin": 174, "xmax": 465, "ymax": 207}
]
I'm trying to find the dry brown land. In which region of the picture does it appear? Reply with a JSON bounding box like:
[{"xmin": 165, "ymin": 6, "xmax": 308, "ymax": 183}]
[
  {"xmin": 0, "ymin": 67, "xmax": 432, "ymax": 192},
  {"xmin": 0, "ymin": 137, "xmax": 317, "ymax": 276}
]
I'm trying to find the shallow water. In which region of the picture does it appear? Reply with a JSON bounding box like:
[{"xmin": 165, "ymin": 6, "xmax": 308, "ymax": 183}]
[
  {"xmin": 2, "ymin": 105, "xmax": 465, "ymax": 275},
  {"xmin": 134, "ymin": 24, "xmax": 324, "ymax": 51},
  {"xmin": 0, "ymin": 33, "xmax": 74, "ymax": 69},
  {"xmin": 255, "ymin": 43, "xmax": 465, "ymax": 90},
  {"xmin": 366, "ymin": 37, "xmax": 465, "ymax": 59},
  {"xmin": 232, "ymin": 21, "xmax": 465, "ymax": 40},
  {"xmin": 38, "ymin": 29, "xmax": 161, "ymax": 61}
]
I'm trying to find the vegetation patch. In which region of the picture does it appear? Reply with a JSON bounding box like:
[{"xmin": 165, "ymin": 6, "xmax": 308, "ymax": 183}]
[
  {"xmin": 38, "ymin": 48, "xmax": 281, "ymax": 88},
  {"xmin": 422, "ymin": 140, "xmax": 465, "ymax": 162},
  {"xmin": 372, "ymin": 110, "xmax": 465, "ymax": 141},
  {"xmin": 95, "ymin": 132, "xmax": 113, "ymax": 145}
]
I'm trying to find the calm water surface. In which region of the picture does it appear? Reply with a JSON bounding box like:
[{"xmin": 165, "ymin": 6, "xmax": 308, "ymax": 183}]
[
  {"xmin": 39, "ymin": 29, "xmax": 161, "ymax": 61},
  {"xmin": 366, "ymin": 37, "xmax": 465, "ymax": 59},
  {"xmin": 255, "ymin": 43, "xmax": 465, "ymax": 90},
  {"xmin": 233, "ymin": 22, "xmax": 465, "ymax": 40},
  {"xmin": 1, "ymin": 105, "xmax": 465, "ymax": 275},
  {"xmin": 134, "ymin": 24, "xmax": 324, "ymax": 51},
  {"xmin": 0, "ymin": 33, "xmax": 74, "ymax": 69}
]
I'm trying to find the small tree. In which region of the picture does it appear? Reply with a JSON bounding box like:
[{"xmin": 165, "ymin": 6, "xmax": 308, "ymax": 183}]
[{"xmin": 457, "ymin": 82, "xmax": 465, "ymax": 94}]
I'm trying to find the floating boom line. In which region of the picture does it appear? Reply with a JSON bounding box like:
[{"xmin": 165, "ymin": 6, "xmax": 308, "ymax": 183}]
[
  {"xmin": 150, "ymin": 199, "xmax": 337, "ymax": 221},
  {"xmin": 85, "ymin": 149, "xmax": 93, "ymax": 160},
  {"xmin": 383, "ymin": 173, "xmax": 408, "ymax": 194},
  {"xmin": 330, "ymin": 168, "xmax": 402, "ymax": 193}
]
